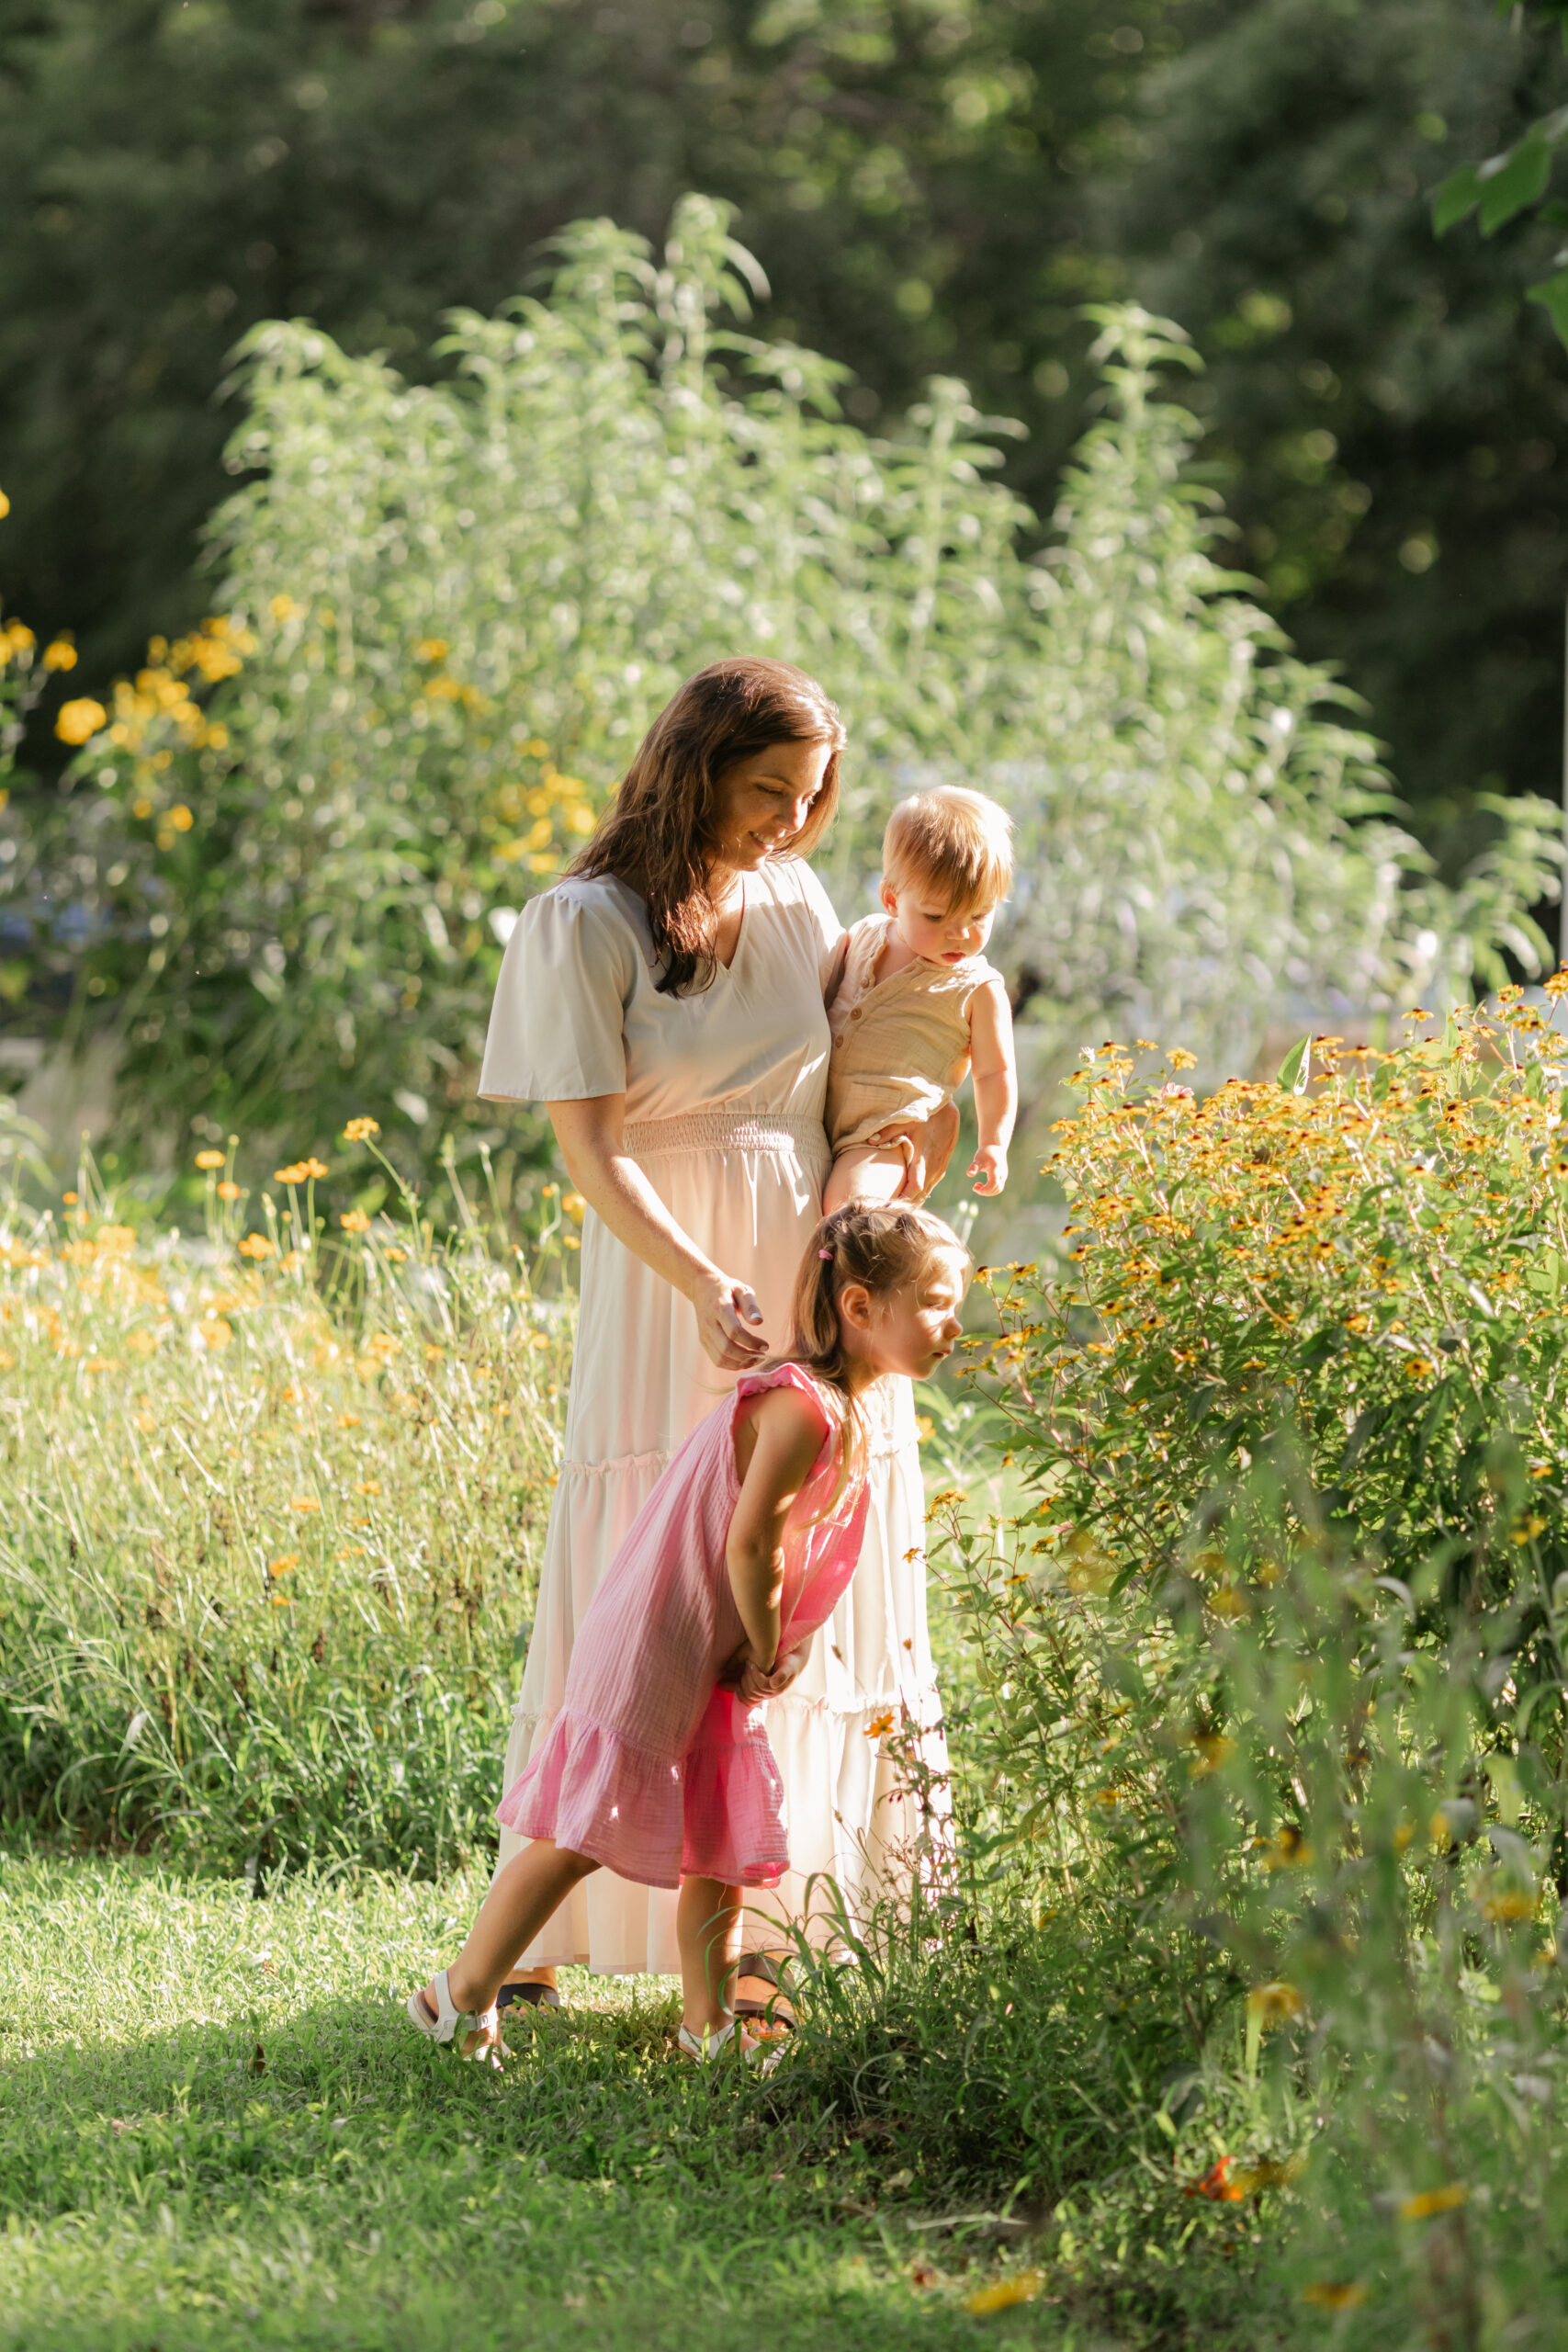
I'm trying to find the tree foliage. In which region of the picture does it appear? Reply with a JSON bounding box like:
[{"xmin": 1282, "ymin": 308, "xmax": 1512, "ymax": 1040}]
[{"xmin": 7, "ymin": 211, "xmax": 1557, "ymax": 1161}]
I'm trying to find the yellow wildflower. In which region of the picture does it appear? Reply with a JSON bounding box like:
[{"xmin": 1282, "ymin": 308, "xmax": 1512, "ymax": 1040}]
[
  {"xmin": 339, "ymin": 1209, "xmax": 371, "ymax": 1234},
  {"xmin": 964, "ymin": 2273, "xmax": 1043, "ymax": 2314},
  {"xmin": 195, "ymin": 1149, "xmax": 225, "ymax": 1170},
  {"xmin": 217, "ymin": 1181, "xmax": 241, "ymax": 1201},
  {"xmin": 237, "ymin": 1234, "xmax": 274, "ymax": 1259},
  {"xmin": 56, "ymin": 698, "xmax": 107, "ymax": 746},
  {"xmin": 268, "ymin": 1555, "xmax": 299, "ymax": 1578},
  {"xmin": 1302, "ymin": 2283, "xmax": 1366, "ymax": 2311},
  {"xmin": 41, "ymin": 639, "xmax": 76, "ymax": 672},
  {"xmin": 290, "ymin": 1498, "xmax": 321, "ymax": 1515},
  {"xmin": 1398, "ymin": 2184, "xmax": 1466, "ymax": 2222},
  {"xmin": 343, "ymin": 1117, "xmax": 380, "ymax": 1143},
  {"xmin": 1247, "ymin": 1982, "xmax": 1304, "ymax": 2028}
]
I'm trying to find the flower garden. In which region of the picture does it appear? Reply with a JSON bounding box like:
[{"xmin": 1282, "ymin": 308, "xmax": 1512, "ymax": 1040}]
[{"xmin": 4, "ymin": 107, "xmax": 1568, "ymax": 2346}]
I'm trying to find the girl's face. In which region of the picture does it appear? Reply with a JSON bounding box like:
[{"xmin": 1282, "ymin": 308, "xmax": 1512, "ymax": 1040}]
[
  {"xmin": 856, "ymin": 1252, "xmax": 968, "ymax": 1381},
  {"xmin": 709, "ymin": 739, "xmax": 834, "ymax": 873},
  {"xmin": 881, "ymin": 879, "xmax": 998, "ymax": 967}
]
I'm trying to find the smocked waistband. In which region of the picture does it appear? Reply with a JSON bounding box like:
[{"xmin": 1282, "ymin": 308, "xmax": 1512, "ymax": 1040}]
[{"xmin": 624, "ymin": 1108, "xmax": 829, "ymax": 1160}]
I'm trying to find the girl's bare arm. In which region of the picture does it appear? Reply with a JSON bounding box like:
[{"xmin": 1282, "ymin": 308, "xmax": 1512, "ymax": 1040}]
[
  {"xmin": 968, "ymin": 980, "xmax": 1018, "ymax": 1195},
  {"xmin": 725, "ymin": 1386, "xmax": 827, "ymax": 1669},
  {"xmin": 547, "ymin": 1094, "xmax": 768, "ymax": 1369}
]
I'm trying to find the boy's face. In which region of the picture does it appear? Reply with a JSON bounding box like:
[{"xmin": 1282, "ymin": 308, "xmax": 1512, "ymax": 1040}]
[{"xmin": 881, "ymin": 878, "xmax": 998, "ymax": 967}]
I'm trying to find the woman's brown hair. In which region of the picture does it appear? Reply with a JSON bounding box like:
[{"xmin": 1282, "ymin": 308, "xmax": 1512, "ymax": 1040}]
[
  {"xmin": 774, "ymin": 1203, "xmax": 970, "ymax": 1508},
  {"xmin": 567, "ymin": 657, "xmax": 845, "ymax": 995}
]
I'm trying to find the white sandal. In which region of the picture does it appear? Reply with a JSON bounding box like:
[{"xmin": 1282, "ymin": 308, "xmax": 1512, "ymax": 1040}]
[
  {"xmin": 405, "ymin": 1970, "xmax": 500, "ymax": 2061},
  {"xmin": 678, "ymin": 2017, "xmax": 783, "ymax": 2066}
]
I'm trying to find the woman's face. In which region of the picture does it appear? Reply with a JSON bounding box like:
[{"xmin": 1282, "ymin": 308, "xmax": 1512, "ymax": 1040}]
[{"xmin": 709, "ymin": 739, "xmax": 834, "ymax": 873}]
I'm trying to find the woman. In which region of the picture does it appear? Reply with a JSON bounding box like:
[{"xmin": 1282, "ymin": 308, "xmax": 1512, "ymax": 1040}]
[{"xmin": 478, "ymin": 658, "xmax": 953, "ymax": 2007}]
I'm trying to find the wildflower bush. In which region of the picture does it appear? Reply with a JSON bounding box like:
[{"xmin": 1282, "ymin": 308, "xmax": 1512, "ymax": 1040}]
[
  {"xmin": 931, "ymin": 991, "xmax": 1568, "ymax": 2335},
  {"xmin": 4, "ymin": 200, "xmax": 1559, "ymax": 1161},
  {"xmin": 0, "ymin": 1128, "xmax": 576, "ymax": 1874}
]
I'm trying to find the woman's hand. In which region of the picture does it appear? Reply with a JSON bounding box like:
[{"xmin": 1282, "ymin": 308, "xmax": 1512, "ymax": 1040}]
[
  {"xmin": 690, "ymin": 1267, "xmax": 769, "ymax": 1370},
  {"xmin": 548, "ymin": 1100, "xmax": 772, "ymax": 1366},
  {"xmin": 865, "ymin": 1101, "xmax": 962, "ymax": 1204}
]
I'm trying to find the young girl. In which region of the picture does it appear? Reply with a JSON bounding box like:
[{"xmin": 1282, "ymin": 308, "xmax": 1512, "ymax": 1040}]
[
  {"xmin": 407, "ymin": 1204, "xmax": 970, "ymax": 2062},
  {"xmin": 825, "ymin": 786, "xmax": 1018, "ymax": 1212}
]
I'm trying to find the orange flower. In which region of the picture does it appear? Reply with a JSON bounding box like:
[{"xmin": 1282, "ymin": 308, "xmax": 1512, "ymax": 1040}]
[
  {"xmin": 217, "ymin": 1181, "xmax": 241, "ymax": 1201},
  {"xmin": 339, "ymin": 1209, "xmax": 371, "ymax": 1234},
  {"xmin": 343, "ymin": 1116, "xmax": 380, "ymax": 1143},
  {"xmin": 238, "ymin": 1234, "xmax": 274, "ymax": 1259},
  {"xmin": 1184, "ymin": 2154, "xmax": 1245, "ymax": 2202},
  {"xmin": 268, "ymin": 1555, "xmax": 299, "ymax": 1577},
  {"xmin": 195, "ymin": 1148, "xmax": 225, "ymax": 1170}
]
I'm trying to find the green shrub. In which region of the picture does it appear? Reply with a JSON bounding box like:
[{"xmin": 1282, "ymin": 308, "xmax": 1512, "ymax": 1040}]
[
  {"xmin": 936, "ymin": 997, "xmax": 1568, "ymax": 2334},
  {"xmin": 0, "ymin": 1135, "xmax": 573, "ymax": 1874}
]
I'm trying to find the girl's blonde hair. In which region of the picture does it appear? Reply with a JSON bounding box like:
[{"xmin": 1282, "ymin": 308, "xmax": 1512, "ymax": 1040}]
[
  {"xmin": 883, "ymin": 785, "xmax": 1013, "ymax": 914},
  {"xmin": 774, "ymin": 1203, "xmax": 971, "ymax": 1502}
]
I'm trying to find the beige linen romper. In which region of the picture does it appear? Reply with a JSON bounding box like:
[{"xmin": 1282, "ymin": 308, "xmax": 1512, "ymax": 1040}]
[{"xmin": 826, "ymin": 912, "xmax": 1003, "ymax": 1154}]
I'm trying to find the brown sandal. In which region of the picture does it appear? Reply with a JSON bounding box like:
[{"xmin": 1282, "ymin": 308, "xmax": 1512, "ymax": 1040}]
[{"xmin": 731, "ymin": 1951, "xmax": 796, "ymax": 2030}]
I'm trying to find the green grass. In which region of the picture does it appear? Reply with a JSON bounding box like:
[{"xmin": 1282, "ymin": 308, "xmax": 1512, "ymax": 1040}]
[{"xmin": 0, "ymin": 1850, "xmax": 1280, "ymax": 2352}]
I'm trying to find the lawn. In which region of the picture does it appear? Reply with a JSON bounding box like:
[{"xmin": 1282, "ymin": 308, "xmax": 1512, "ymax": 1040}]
[{"xmin": 0, "ymin": 1849, "xmax": 1191, "ymax": 2352}]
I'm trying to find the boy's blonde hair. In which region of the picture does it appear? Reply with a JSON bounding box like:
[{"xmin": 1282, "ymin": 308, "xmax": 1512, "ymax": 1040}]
[{"xmin": 882, "ymin": 786, "xmax": 1013, "ymax": 914}]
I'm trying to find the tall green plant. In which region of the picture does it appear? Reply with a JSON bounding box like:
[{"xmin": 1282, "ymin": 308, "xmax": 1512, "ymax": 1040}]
[{"xmin": 11, "ymin": 204, "xmax": 1560, "ymax": 1159}]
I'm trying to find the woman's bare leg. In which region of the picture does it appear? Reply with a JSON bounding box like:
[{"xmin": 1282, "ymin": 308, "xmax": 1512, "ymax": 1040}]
[
  {"xmin": 823, "ymin": 1144, "xmax": 910, "ymax": 1214},
  {"xmin": 676, "ymin": 1874, "xmax": 744, "ymax": 2036}
]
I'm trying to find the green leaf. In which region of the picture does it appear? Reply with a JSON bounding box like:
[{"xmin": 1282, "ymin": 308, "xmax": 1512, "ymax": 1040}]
[
  {"xmin": 1432, "ymin": 164, "xmax": 1484, "ymax": 235},
  {"xmin": 1478, "ymin": 137, "xmax": 1552, "ymax": 235},
  {"xmin": 1276, "ymin": 1035, "xmax": 1311, "ymax": 1093},
  {"xmin": 1529, "ymin": 264, "xmax": 1568, "ymax": 353}
]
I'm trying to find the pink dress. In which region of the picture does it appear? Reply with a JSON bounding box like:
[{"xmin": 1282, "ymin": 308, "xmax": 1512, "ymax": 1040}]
[{"xmin": 496, "ymin": 1363, "xmax": 869, "ymax": 1890}]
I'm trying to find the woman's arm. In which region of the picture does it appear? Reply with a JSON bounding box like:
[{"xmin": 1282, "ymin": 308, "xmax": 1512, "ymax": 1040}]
[
  {"xmin": 547, "ymin": 1094, "xmax": 768, "ymax": 1369},
  {"xmin": 724, "ymin": 1385, "xmax": 827, "ymax": 1670}
]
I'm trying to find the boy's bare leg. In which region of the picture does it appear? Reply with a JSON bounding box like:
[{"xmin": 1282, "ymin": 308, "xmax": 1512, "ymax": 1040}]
[
  {"xmin": 823, "ymin": 1144, "xmax": 910, "ymax": 1214},
  {"xmin": 676, "ymin": 1874, "xmax": 744, "ymax": 2036},
  {"xmin": 418, "ymin": 1839, "xmax": 598, "ymax": 2048}
]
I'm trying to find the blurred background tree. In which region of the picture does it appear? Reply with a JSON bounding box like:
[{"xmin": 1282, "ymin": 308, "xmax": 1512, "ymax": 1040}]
[{"xmin": 4, "ymin": 0, "xmax": 1568, "ymax": 888}]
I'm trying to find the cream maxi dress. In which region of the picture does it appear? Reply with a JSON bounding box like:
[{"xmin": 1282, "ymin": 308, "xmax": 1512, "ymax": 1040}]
[{"xmin": 479, "ymin": 854, "xmax": 941, "ymax": 1975}]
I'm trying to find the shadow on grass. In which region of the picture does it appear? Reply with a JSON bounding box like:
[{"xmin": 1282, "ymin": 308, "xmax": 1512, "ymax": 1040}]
[{"xmin": 1, "ymin": 1987, "xmax": 1055, "ymax": 2352}]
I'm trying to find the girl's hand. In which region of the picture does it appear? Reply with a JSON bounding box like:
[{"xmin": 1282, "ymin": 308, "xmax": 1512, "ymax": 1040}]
[
  {"xmin": 690, "ymin": 1267, "xmax": 768, "ymax": 1369},
  {"xmin": 737, "ymin": 1641, "xmax": 810, "ymax": 1702},
  {"xmin": 969, "ymin": 1143, "xmax": 1008, "ymax": 1196}
]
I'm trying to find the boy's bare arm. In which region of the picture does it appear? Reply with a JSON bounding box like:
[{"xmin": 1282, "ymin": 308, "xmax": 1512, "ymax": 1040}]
[{"xmin": 968, "ymin": 979, "xmax": 1017, "ymax": 1196}]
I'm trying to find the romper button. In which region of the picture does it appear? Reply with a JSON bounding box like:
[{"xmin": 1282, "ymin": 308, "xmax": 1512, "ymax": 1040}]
[{"xmin": 850, "ymin": 1007, "xmax": 863, "ymax": 1020}]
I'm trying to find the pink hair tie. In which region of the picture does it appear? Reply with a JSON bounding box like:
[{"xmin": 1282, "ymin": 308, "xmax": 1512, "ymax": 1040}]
[{"xmin": 818, "ymin": 1247, "xmax": 833, "ymax": 1260}]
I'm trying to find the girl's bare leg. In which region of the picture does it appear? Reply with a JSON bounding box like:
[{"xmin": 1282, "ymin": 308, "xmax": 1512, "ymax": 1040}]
[
  {"xmin": 823, "ymin": 1144, "xmax": 910, "ymax": 1214},
  {"xmin": 676, "ymin": 1874, "xmax": 744, "ymax": 2036},
  {"xmin": 418, "ymin": 1839, "xmax": 598, "ymax": 2036}
]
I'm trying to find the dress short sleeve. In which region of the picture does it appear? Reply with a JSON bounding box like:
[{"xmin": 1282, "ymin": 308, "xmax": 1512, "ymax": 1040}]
[{"xmin": 478, "ymin": 884, "xmax": 638, "ymax": 1103}]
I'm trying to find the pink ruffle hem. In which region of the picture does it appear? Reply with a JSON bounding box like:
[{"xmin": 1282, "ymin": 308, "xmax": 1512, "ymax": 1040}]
[{"xmin": 496, "ymin": 1688, "xmax": 789, "ymax": 1891}]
